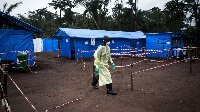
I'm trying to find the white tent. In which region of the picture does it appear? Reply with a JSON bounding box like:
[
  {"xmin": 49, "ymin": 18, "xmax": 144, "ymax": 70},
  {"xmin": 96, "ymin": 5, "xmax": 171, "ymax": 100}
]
[{"xmin": 33, "ymin": 38, "xmax": 43, "ymax": 52}]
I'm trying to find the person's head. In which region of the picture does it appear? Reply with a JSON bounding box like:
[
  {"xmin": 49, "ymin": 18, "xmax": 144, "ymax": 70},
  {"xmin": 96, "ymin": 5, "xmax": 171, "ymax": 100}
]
[{"xmin": 103, "ymin": 35, "xmax": 110, "ymax": 45}]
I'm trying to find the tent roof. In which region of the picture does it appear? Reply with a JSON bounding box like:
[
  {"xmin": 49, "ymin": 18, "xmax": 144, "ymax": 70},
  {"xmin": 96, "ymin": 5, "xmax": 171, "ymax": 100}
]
[
  {"xmin": 145, "ymin": 32, "xmax": 197, "ymax": 40},
  {"xmin": 53, "ymin": 28, "xmax": 146, "ymax": 39},
  {"xmin": 0, "ymin": 11, "xmax": 42, "ymax": 33}
]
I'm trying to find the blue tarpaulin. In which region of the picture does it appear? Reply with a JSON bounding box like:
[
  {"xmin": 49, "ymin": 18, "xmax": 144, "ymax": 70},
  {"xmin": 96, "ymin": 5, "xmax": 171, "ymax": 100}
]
[
  {"xmin": 43, "ymin": 38, "xmax": 58, "ymax": 52},
  {"xmin": 145, "ymin": 32, "xmax": 196, "ymax": 58},
  {"xmin": 53, "ymin": 28, "xmax": 146, "ymax": 39},
  {"xmin": 0, "ymin": 11, "xmax": 42, "ymax": 66},
  {"xmin": 0, "ymin": 29, "xmax": 35, "ymax": 65},
  {"xmin": 53, "ymin": 28, "xmax": 146, "ymax": 59},
  {"xmin": 145, "ymin": 33, "xmax": 171, "ymax": 58}
]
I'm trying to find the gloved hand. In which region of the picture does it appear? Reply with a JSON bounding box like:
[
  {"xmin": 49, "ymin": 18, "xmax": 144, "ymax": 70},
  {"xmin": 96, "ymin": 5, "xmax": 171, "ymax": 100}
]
[
  {"xmin": 95, "ymin": 68, "xmax": 99, "ymax": 73},
  {"xmin": 111, "ymin": 63, "xmax": 115, "ymax": 69}
]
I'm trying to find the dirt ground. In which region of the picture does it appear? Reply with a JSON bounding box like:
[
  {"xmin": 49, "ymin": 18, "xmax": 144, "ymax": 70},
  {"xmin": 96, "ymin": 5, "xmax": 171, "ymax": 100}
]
[{"xmin": 1, "ymin": 52, "xmax": 200, "ymax": 112}]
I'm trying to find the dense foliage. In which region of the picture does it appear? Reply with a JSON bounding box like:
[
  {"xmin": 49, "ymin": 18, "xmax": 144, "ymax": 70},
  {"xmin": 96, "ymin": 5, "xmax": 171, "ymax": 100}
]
[{"xmin": 1, "ymin": 0, "xmax": 199, "ymax": 40}]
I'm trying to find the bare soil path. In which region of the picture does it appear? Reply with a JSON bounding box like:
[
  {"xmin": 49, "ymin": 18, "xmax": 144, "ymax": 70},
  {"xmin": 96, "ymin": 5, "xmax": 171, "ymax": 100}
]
[{"xmin": 1, "ymin": 52, "xmax": 200, "ymax": 112}]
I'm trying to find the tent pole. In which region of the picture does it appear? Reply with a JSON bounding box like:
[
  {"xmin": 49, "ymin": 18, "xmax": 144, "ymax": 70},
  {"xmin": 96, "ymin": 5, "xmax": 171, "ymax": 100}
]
[
  {"xmin": 187, "ymin": 47, "xmax": 189, "ymax": 59},
  {"xmin": 158, "ymin": 40, "xmax": 160, "ymax": 60},
  {"xmin": 77, "ymin": 48, "xmax": 79, "ymax": 62},
  {"xmin": 81, "ymin": 49, "xmax": 83, "ymax": 70},
  {"xmin": 195, "ymin": 47, "xmax": 197, "ymax": 58},
  {"xmin": 58, "ymin": 38, "xmax": 60, "ymax": 57},
  {"xmin": 163, "ymin": 42, "xmax": 164, "ymax": 61},
  {"xmin": 176, "ymin": 39, "xmax": 178, "ymax": 61},
  {"xmin": 167, "ymin": 48, "xmax": 168, "ymax": 61},
  {"xmin": 120, "ymin": 47, "xmax": 122, "ymax": 66},
  {"xmin": 144, "ymin": 47, "xmax": 147, "ymax": 69},
  {"xmin": 198, "ymin": 40, "xmax": 200, "ymax": 58},
  {"xmin": 189, "ymin": 48, "xmax": 192, "ymax": 74},
  {"xmin": 0, "ymin": 71, "xmax": 2, "ymax": 102},
  {"xmin": 152, "ymin": 49, "xmax": 154, "ymax": 57},
  {"xmin": 169, "ymin": 48, "xmax": 171, "ymax": 62},
  {"xmin": 198, "ymin": 45, "xmax": 199, "ymax": 58}
]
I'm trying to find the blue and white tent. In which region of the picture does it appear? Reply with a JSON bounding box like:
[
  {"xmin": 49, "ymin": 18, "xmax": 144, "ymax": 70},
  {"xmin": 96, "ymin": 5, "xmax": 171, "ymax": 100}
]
[
  {"xmin": 0, "ymin": 11, "xmax": 42, "ymax": 66},
  {"xmin": 33, "ymin": 38, "xmax": 58, "ymax": 52},
  {"xmin": 145, "ymin": 32, "xmax": 197, "ymax": 58},
  {"xmin": 53, "ymin": 28, "xmax": 146, "ymax": 59}
]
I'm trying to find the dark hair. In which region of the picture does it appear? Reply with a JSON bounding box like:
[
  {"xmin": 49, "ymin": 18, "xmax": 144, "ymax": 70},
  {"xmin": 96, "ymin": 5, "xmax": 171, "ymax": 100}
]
[{"xmin": 103, "ymin": 35, "xmax": 110, "ymax": 42}]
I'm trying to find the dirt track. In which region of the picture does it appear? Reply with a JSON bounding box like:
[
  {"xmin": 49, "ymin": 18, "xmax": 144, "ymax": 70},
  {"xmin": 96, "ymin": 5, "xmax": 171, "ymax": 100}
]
[{"xmin": 1, "ymin": 52, "xmax": 200, "ymax": 112}]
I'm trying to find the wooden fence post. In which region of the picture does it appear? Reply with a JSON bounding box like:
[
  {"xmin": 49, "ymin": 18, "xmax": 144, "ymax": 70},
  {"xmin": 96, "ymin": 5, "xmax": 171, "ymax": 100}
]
[
  {"xmin": 131, "ymin": 63, "xmax": 133, "ymax": 91},
  {"xmin": 130, "ymin": 52, "xmax": 133, "ymax": 91},
  {"xmin": 189, "ymin": 48, "xmax": 192, "ymax": 74}
]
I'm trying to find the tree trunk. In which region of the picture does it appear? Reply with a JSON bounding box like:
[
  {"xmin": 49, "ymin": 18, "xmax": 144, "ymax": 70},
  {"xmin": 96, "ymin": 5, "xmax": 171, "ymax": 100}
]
[{"xmin": 82, "ymin": 2, "xmax": 100, "ymax": 29}]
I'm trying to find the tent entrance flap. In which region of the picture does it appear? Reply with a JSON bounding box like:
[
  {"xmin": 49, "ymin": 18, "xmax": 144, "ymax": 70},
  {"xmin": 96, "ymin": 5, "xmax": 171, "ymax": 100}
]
[
  {"xmin": 70, "ymin": 38, "xmax": 75, "ymax": 59},
  {"xmin": 71, "ymin": 49, "xmax": 75, "ymax": 59}
]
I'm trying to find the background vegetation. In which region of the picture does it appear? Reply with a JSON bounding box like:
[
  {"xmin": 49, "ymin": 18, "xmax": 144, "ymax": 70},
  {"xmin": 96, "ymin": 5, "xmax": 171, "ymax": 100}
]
[{"xmin": 1, "ymin": 0, "xmax": 199, "ymax": 41}]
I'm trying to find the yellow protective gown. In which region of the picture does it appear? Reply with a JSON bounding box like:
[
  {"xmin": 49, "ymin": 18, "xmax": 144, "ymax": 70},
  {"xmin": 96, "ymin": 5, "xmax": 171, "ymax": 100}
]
[{"xmin": 94, "ymin": 45, "xmax": 113, "ymax": 86}]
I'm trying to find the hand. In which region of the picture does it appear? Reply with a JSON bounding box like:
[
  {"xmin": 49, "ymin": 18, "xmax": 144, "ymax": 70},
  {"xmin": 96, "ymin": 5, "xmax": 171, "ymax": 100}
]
[
  {"xmin": 95, "ymin": 68, "xmax": 99, "ymax": 73},
  {"xmin": 111, "ymin": 63, "xmax": 115, "ymax": 69}
]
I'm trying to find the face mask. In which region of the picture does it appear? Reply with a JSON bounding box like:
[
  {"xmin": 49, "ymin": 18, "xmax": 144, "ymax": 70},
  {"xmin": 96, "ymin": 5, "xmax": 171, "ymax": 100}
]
[{"xmin": 106, "ymin": 41, "xmax": 110, "ymax": 45}]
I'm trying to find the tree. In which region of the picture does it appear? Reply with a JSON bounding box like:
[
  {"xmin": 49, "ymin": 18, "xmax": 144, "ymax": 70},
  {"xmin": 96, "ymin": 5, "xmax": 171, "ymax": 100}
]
[
  {"xmin": 111, "ymin": 0, "xmax": 138, "ymax": 31},
  {"xmin": 98, "ymin": 0, "xmax": 110, "ymax": 29},
  {"xmin": 127, "ymin": 0, "xmax": 137, "ymax": 31},
  {"xmin": 19, "ymin": 8, "xmax": 59, "ymax": 38},
  {"xmin": 49, "ymin": 0, "xmax": 74, "ymax": 27},
  {"xmin": 163, "ymin": 0, "xmax": 186, "ymax": 32},
  {"xmin": 136, "ymin": 9, "xmax": 149, "ymax": 33},
  {"xmin": 136, "ymin": 7, "xmax": 167, "ymax": 33},
  {"xmin": 1, "ymin": 1, "xmax": 22, "ymax": 14},
  {"xmin": 183, "ymin": 0, "xmax": 200, "ymax": 39},
  {"xmin": 0, "ymin": 1, "xmax": 22, "ymax": 28},
  {"xmin": 112, "ymin": 1, "xmax": 124, "ymax": 30},
  {"xmin": 149, "ymin": 7, "xmax": 167, "ymax": 33},
  {"xmin": 74, "ymin": 0, "xmax": 110, "ymax": 30},
  {"xmin": 63, "ymin": 8, "xmax": 74, "ymax": 27},
  {"xmin": 184, "ymin": 0, "xmax": 200, "ymax": 27}
]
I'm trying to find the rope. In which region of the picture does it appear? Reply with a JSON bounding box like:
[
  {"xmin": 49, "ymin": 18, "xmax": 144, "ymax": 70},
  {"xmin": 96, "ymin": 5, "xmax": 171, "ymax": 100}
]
[
  {"xmin": 134, "ymin": 60, "xmax": 181, "ymax": 74},
  {"xmin": 7, "ymin": 74, "xmax": 38, "ymax": 112},
  {"xmin": 45, "ymin": 98, "xmax": 81, "ymax": 112}
]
